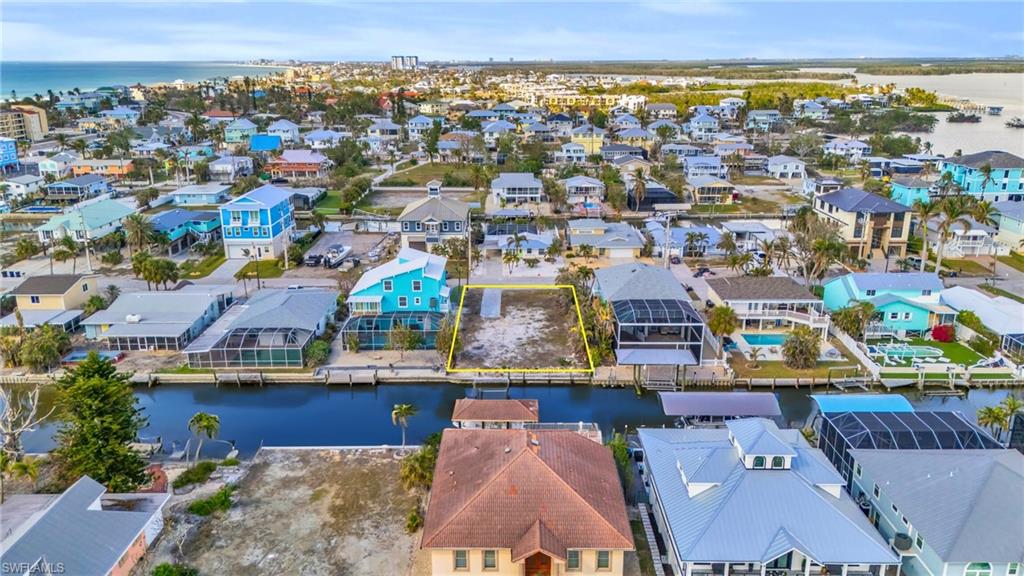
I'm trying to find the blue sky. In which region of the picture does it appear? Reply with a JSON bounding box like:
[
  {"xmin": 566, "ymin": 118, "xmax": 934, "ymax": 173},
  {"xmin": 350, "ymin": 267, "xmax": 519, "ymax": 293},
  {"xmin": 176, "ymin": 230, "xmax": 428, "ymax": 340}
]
[{"xmin": 3, "ymin": 1, "xmax": 1023, "ymax": 62}]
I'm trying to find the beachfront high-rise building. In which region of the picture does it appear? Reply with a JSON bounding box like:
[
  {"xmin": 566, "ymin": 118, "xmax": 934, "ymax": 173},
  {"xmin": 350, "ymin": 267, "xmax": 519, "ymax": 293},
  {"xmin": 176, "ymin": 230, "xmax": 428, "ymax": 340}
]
[
  {"xmin": 390, "ymin": 55, "xmax": 419, "ymax": 71},
  {"xmin": 0, "ymin": 105, "xmax": 49, "ymax": 142}
]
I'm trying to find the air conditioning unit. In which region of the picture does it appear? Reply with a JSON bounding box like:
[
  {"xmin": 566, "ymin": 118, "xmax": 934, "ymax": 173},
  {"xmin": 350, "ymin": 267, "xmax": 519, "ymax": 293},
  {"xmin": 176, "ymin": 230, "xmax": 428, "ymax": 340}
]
[{"xmin": 125, "ymin": 314, "xmax": 142, "ymax": 323}]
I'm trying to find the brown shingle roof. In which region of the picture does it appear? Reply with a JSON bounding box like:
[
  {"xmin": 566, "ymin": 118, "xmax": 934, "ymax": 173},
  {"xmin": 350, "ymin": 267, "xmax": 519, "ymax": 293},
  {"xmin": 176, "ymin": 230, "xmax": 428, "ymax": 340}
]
[
  {"xmin": 9, "ymin": 275, "xmax": 87, "ymax": 296},
  {"xmin": 421, "ymin": 429, "xmax": 634, "ymax": 553},
  {"xmin": 706, "ymin": 276, "xmax": 818, "ymax": 301},
  {"xmin": 451, "ymin": 399, "xmax": 540, "ymax": 423}
]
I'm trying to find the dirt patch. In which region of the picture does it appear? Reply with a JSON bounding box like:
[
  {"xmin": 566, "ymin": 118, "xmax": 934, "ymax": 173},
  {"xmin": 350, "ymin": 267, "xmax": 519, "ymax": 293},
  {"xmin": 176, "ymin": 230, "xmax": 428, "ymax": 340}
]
[
  {"xmin": 367, "ymin": 189, "xmax": 475, "ymax": 208},
  {"xmin": 179, "ymin": 448, "xmax": 421, "ymax": 575},
  {"xmin": 452, "ymin": 288, "xmax": 587, "ymax": 370}
]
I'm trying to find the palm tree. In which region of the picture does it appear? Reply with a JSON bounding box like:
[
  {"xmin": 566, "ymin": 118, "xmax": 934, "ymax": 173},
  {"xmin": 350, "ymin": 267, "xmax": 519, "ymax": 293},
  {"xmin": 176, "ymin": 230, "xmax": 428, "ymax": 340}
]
[
  {"xmin": 912, "ymin": 200, "xmax": 941, "ymax": 272},
  {"xmin": 311, "ymin": 211, "xmax": 327, "ymax": 232},
  {"xmin": 631, "ymin": 168, "xmax": 646, "ymax": 211},
  {"xmin": 11, "ymin": 456, "xmax": 41, "ymax": 492},
  {"xmin": 122, "ymin": 214, "xmax": 153, "ymax": 256},
  {"xmin": 934, "ymin": 199, "xmax": 972, "ymax": 273},
  {"xmin": 707, "ymin": 306, "xmax": 739, "ymax": 360},
  {"xmin": 977, "ymin": 162, "xmax": 995, "ymax": 193},
  {"xmin": 747, "ymin": 346, "xmax": 764, "ymax": 369},
  {"xmin": 716, "ymin": 231, "xmax": 738, "ymax": 256},
  {"xmin": 502, "ymin": 250, "xmax": 521, "ymax": 274},
  {"xmin": 0, "ymin": 452, "xmax": 11, "ymax": 504},
  {"xmin": 104, "ymin": 284, "xmax": 121, "ymax": 303},
  {"xmin": 976, "ymin": 405, "xmax": 1009, "ymax": 442},
  {"xmin": 391, "ymin": 403, "xmax": 417, "ymax": 450},
  {"xmin": 188, "ymin": 412, "xmax": 220, "ymax": 466}
]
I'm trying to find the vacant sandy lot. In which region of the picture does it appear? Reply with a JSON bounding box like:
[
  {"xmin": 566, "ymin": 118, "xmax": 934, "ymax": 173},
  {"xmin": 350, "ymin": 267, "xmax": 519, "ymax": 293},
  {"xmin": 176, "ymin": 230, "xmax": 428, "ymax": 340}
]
[
  {"xmin": 453, "ymin": 288, "xmax": 587, "ymax": 370},
  {"xmin": 180, "ymin": 448, "xmax": 424, "ymax": 576},
  {"xmin": 367, "ymin": 189, "xmax": 476, "ymax": 208}
]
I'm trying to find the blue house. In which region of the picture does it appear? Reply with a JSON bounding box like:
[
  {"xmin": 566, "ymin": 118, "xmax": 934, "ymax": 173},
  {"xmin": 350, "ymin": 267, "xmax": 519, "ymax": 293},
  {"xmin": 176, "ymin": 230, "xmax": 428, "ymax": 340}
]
[
  {"xmin": 149, "ymin": 209, "xmax": 221, "ymax": 254},
  {"xmin": 224, "ymin": 118, "xmax": 257, "ymax": 144},
  {"xmin": 0, "ymin": 137, "xmax": 19, "ymax": 173},
  {"xmin": 890, "ymin": 176, "xmax": 933, "ymax": 207},
  {"xmin": 744, "ymin": 109, "xmax": 783, "ymax": 131},
  {"xmin": 936, "ymin": 150, "xmax": 1024, "ymax": 202},
  {"xmin": 822, "ymin": 272, "xmax": 952, "ymax": 337},
  {"xmin": 219, "ymin": 184, "xmax": 295, "ymax": 260},
  {"xmin": 341, "ymin": 247, "xmax": 450, "ymax": 350},
  {"xmin": 170, "ymin": 183, "xmax": 230, "ymax": 206},
  {"xmin": 44, "ymin": 174, "xmax": 109, "ymax": 202}
]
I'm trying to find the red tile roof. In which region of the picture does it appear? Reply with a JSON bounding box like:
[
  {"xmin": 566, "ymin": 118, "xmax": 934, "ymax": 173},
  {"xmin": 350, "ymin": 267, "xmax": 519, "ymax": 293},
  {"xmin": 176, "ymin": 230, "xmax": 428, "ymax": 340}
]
[
  {"xmin": 451, "ymin": 399, "xmax": 540, "ymax": 423},
  {"xmin": 421, "ymin": 429, "xmax": 634, "ymax": 555}
]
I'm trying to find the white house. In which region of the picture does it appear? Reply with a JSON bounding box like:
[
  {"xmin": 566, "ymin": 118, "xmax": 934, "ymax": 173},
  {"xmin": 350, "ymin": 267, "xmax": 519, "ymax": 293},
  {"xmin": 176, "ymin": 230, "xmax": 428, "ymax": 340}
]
[
  {"xmin": 556, "ymin": 142, "xmax": 587, "ymax": 164},
  {"xmin": 2, "ymin": 174, "xmax": 45, "ymax": 199},
  {"xmin": 208, "ymin": 155, "xmax": 254, "ymax": 183},
  {"xmin": 824, "ymin": 138, "xmax": 873, "ymax": 160},
  {"xmin": 266, "ymin": 119, "xmax": 300, "ymax": 143},
  {"xmin": 303, "ymin": 129, "xmax": 348, "ymax": 150},
  {"xmin": 562, "ymin": 175, "xmax": 606, "ymax": 204},
  {"xmin": 767, "ymin": 155, "xmax": 807, "ymax": 179}
]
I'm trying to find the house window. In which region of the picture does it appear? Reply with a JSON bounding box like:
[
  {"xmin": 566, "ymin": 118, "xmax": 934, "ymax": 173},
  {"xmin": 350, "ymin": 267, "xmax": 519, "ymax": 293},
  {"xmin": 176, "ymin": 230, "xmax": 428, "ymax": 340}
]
[
  {"xmin": 30, "ymin": 296, "xmax": 40, "ymax": 304},
  {"xmin": 453, "ymin": 550, "xmax": 468, "ymax": 570},
  {"xmin": 597, "ymin": 551, "xmax": 611, "ymax": 570},
  {"xmin": 82, "ymin": 283, "xmax": 89, "ymax": 292},
  {"xmin": 866, "ymin": 290, "xmax": 876, "ymax": 296},
  {"xmin": 922, "ymin": 290, "xmax": 932, "ymax": 296},
  {"xmin": 414, "ymin": 297, "xmax": 421, "ymax": 306},
  {"xmin": 398, "ymin": 296, "xmax": 408, "ymax": 308},
  {"xmin": 771, "ymin": 456, "xmax": 784, "ymax": 469},
  {"xmin": 753, "ymin": 456, "xmax": 766, "ymax": 469},
  {"xmin": 903, "ymin": 312, "xmax": 912, "ymax": 320},
  {"xmin": 483, "ymin": 550, "xmax": 497, "ymax": 570},
  {"xmin": 403, "ymin": 222, "xmax": 410, "ymax": 231},
  {"xmin": 567, "ymin": 550, "xmax": 581, "ymax": 571},
  {"xmin": 873, "ymin": 483, "xmax": 880, "ymax": 498},
  {"xmin": 965, "ymin": 563, "xmax": 992, "ymax": 576},
  {"xmin": 916, "ymin": 534, "xmax": 924, "ymax": 549},
  {"xmin": 891, "ymin": 503, "xmax": 899, "ymax": 514},
  {"xmin": 855, "ymin": 463, "xmax": 862, "ymax": 477},
  {"xmin": 383, "ymin": 280, "xmax": 393, "ymax": 292},
  {"xmin": 416, "ymin": 222, "xmax": 422, "ymax": 232},
  {"xmin": 412, "ymin": 280, "xmax": 422, "ymax": 292},
  {"xmin": 1008, "ymin": 564, "xmax": 1020, "ymax": 576},
  {"xmin": 442, "ymin": 222, "xmax": 449, "ymax": 232},
  {"xmin": 455, "ymin": 221, "xmax": 462, "ymax": 231},
  {"xmin": 889, "ymin": 312, "xmax": 900, "ymax": 321}
]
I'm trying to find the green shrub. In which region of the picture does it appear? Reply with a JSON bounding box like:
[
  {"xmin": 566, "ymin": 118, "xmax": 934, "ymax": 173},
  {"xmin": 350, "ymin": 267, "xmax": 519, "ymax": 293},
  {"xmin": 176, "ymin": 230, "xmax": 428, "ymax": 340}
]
[
  {"xmin": 152, "ymin": 563, "xmax": 199, "ymax": 576},
  {"xmin": 305, "ymin": 340, "xmax": 331, "ymax": 366},
  {"xmin": 188, "ymin": 485, "xmax": 236, "ymax": 516},
  {"xmin": 221, "ymin": 457, "xmax": 240, "ymax": 467},
  {"xmin": 405, "ymin": 506, "xmax": 424, "ymax": 533},
  {"xmin": 172, "ymin": 461, "xmax": 217, "ymax": 489},
  {"xmin": 968, "ymin": 335, "xmax": 996, "ymax": 357},
  {"xmin": 100, "ymin": 251, "xmax": 124, "ymax": 265}
]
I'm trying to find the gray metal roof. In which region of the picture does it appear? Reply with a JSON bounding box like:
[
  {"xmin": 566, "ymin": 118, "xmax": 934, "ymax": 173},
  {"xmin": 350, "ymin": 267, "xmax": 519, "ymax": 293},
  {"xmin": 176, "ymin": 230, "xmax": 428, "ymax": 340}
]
[
  {"xmin": 594, "ymin": 263, "xmax": 686, "ymax": 301},
  {"xmin": 818, "ymin": 188, "xmax": 910, "ymax": 214},
  {"xmin": 227, "ymin": 288, "xmax": 338, "ymax": 331},
  {"xmin": 727, "ymin": 418, "xmax": 797, "ymax": 457},
  {"xmin": 849, "ymin": 449, "xmax": 1024, "ymax": 563},
  {"xmin": 568, "ymin": 221, "xmax": 645, "ymax": 250},
  {"xmin": 83, "ymin": 291, "xmax": 220, "ymax": 334},
  {"xmin": 943, "ymin": 150, "xmax": 1024, "ymax": 169},
  {"xmin": 839, "ymin": 272, "xmax": 944, "ymax": 293},
  {"xmin": 0, "ymin": 476, "xmax": 169, "ymax": 575},
  {"xmin": 491, "ymin": 172, "xmax": 541, "ymax": 189},
  {"xmin": 639, "ymin": 426, "xmax": 899, "ymax": 565}
]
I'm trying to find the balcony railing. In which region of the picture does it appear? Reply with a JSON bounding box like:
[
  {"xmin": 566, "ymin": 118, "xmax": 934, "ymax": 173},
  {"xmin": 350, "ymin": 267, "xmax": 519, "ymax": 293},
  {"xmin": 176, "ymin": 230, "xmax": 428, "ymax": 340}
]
[{"xmin": 739, "ymin": 309, "xmax": 830, "ymax": 327}]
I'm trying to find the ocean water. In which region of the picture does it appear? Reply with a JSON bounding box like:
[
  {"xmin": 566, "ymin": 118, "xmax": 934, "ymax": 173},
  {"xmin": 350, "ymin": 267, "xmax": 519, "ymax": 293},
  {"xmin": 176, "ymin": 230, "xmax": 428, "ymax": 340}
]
[{"xmin": 0, "ymin": 61, "xmax": 290, "ymax": 99}]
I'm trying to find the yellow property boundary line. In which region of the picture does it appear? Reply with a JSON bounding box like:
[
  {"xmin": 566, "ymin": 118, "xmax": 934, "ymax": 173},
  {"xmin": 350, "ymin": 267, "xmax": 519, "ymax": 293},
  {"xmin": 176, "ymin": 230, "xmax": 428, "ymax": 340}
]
[{"xmin": 445, "ymin": 284, "xmax": 595, "ymax": 373}]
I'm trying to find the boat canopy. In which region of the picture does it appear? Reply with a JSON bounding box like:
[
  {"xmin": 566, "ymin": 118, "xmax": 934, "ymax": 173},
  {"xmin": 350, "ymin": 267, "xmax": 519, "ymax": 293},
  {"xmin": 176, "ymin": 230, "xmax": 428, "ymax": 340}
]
[{"xmin": 658, "ymin": 391, "xmax": 781, "ymax": 417}]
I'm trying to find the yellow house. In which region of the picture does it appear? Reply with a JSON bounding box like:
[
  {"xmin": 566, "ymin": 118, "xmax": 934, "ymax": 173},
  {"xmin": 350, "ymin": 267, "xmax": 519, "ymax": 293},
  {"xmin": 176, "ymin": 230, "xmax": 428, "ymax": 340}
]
[
  {"xmin": 570, "ymin": 125, "xmax": 606, "ymax": 156},
  {"xmin": 813, "ymin": 187, "xmax": 911, "ymax": 259},
  {"xmin": 421, "ymin": 428, "xmax": 634, "ymax": 576},
  {"xmin": 2, "ymin": 274, "xmax": 98, "ymax": 331}
]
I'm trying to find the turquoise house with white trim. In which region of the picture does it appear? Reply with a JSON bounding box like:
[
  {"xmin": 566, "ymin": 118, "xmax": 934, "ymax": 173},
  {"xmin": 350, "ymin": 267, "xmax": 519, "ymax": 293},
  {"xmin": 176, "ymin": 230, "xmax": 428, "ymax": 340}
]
[
  {"xmin": 823, "ymin": 273, "xmax": 953, "ymax": 337},
  {"xmin": 224, "ymin": 118, "xmax": 258, "ymax": 144},
  {"xmin": 936, "ymin": 150, "xmax": 1024, "ymax": 202},
  {"xmin": 341, "ymin": 247, "xmax": 450, "ymax": 350},
  {"xmin": 889, "ymin": 176, "xmax": 932, "ymax": 207}
]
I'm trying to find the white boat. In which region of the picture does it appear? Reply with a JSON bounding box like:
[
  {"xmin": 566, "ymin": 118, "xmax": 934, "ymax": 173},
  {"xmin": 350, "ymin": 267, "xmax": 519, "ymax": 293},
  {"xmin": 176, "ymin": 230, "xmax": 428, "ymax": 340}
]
[{"xmin": 986, "ymin": 105, "xmax": 1003, "ymax": 116}]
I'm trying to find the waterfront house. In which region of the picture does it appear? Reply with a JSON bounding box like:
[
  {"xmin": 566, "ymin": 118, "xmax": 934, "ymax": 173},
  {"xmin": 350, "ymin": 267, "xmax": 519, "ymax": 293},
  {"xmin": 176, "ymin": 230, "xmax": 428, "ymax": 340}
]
[
  {"xmin": 593, "ymin": 262, "xmax": 706, "ymax": 370},
  {"xmin": 341, "ymin": 247, "xmax": 449, "ymax": 350},
  {"xmin": 683, "ymin": 155, "xmax": 727, "ymax": 179},
  {"xmin": 822, "ymin": 272, "xmax": 950, "ymax": 338},
  {"xmin": 688, "ymin": 175, "xmax": 735, "ymax": 205},
  {"xmin": 571, "ymin": 124, "xmax": 606, "ymax": 155},
  {"xmin": 611, "ymin": 154, "xmax": 654, "ymax": 177},
  {"xmin": 567, "ymin": 218, "xmax": 646, "ymax": 259},
  {"xmin": 451, "ymin": 399, "xmax": 540, "ymax": 429},
  {"xmin": 169, "ymin": 183, "xmax": 230, "ymax": 206},
  {"xmin": 647, "ymin": 102, "xmax": 678, "ymax": 119},
  {"xmin": 556, "ymin": 142, "xmax": 587, "ymax": 164},
  {"xmin": 628, "ymin": 178, "xmax": 681, "ymax": 212},
  {"xmin": 889, "ymin": 176, "xmax": 933, "ymax": 207},
  {"xmin": 36, "ymin": 199, "xmax": 135, "ymax": 246},
  {"xmin": 303, "ymin": 129, "xmax": 347, "ymax": 150},
  {"xmin": 663, "ymin": 143, "xmax": 703, "ymax": 160},
  {"xmin": 0, "ymin": 274, "xmax": 97, "ymax": 332},
  {"xmin": 184, "ymin": 288, "xmax": 338, "ymax": 368},
  {"xmin": 993, "ymin": 201, "xmax": 1024, "ymax": 250},
  {"xmin": 266, "ymin": 149, "xmax": 332, "ymax": 180},
  {"xmin": 420, "ymin": 428, "xmax": 634, "ymax": 576},
  {"xmin": 846, "ymin": 449, "xmax": 1022, "ymax": 576},
  {"xmin": 767, "ymin": 155, "xmax": 806, "ymax": 179},
  {"xmin": 82, "ymin": 286, "xmax": 233, "ymax": 350},
  {"xmin": 491, "ymin": 172, "xmax": 543, "ymax": 204},
  {"xmin": 714, "ymin": 142, "xmax": 756, "ymax": 157},
  {"xmin": 2, "ymin": 174, "xmax": 44, "ymax": 199},
  {"xmin": 224, "ymin": 118, "xmax": 257, "ymax": 144},
  {"xmin": 719, "ymin": 220, "xmax": 786, "ymax": 251},
  {"xmin": 744, "ymin": 109, "xmax": 784, "ymax": 131},
  {"xmin": 824, "ymin": 138, "xmax": 872, "ymax": 161},
  {"xmin": 367, "ymin": 119, "xmax": 401, "ymax": 139},
  {"xmin": 398, "ymin": 181, "xmax": 470, "ymax": 251},
  {"xmin": 706, "ymin": 276, "xmax": 830, "ymax": 337},
  {"xmin": 935, "ymin": 150, "xmax": 1024, "ymax": 202},
  {"xmin": 248, "ymin": 134, "xmax": 283, "ymax": 154},
  {"xmin": 0, "ymin": 476, "xmax": 170, "ymax": 576},
  {"xmin": 562, "ymin": 175, "xmax": 606, "ymax": 205},
  {"xmin": 638, "ymin": 420, "xmax": 901, "ymax": 576},
  {"xmin": 70, "ymin": 159, "xmax": 133, "ymax": 179},
  {"xmin": 43, "ymin": 174, "xmax": 109, "ymax": 202},
  {"xmin": 601, "ymin": 143, "xmax": 646, "ymax": 162},
  {"xmin": 208, "ymin": 155, "xmax": 254, "ymax": 183},
  {"xmin": 939, "ymin": 285, "xmax": 1024, "ymax": 356},
  {"xmin": 925, "ymin": 214, "xmax": 1007, "ymax": 258},
  {"xmin": 37, "ymin": 151, "xmax": 80, "ymax": 178},
  {"xmin": 149, "ymin": 209, "xmax": 221, "ymax": 254},
  {"xmin": 813, "ymin": 188, "xmax": 911, "ymax": 259},
  {"xmin": 266, "ymin": 118, "xmax": 300, "ymax": 143},
  {"xmin": 687, "ymin": 113, "xmax": 720, "ymax": 142},
  {"xmin": 219, "ymin": 184, "xmax": 295, "ymax": 260},
  {"xmin": 645, "ymin": 221, "xmax": 724, "ymax": 259}
]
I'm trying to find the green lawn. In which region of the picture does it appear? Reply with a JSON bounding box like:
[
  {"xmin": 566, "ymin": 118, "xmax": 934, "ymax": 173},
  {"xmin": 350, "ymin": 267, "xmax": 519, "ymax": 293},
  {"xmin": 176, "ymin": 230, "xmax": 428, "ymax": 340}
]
[
  {"xmin": 313, "ymin": 189, "xmax": 344, "ymax": 214},
  {"xmin": 940, "ymin": 258, "xmax": 992, "ymax": 276},
  {"xmin": 997, "ymin": 252, "xmax": 1024, "ymax": 273},
  {"xmin": 182, "ymin": 253, "xmax": 226, "ymax": 279},
  {"xmin": 729, "ymin": 352, "xmax": 861, "ymax": 379},
  {"xmin": 379, "ymin": 163, "xmax": 481, "ymax": 187},
  {"xmin": 978, "ymin": 283, "xmax": 1024, "ymax": 304},
  {"xmin": 234, "ymin": 259, "xmax": 285, "ymax": 280},
  {"xmin": 875, "ymin": 338, "xmax": 984, "ymax": 367}
]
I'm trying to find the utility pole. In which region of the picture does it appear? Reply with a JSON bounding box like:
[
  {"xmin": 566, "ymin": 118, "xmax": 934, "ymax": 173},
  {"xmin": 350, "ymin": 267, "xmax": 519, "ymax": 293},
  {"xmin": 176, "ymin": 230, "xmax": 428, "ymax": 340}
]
[{"xmin": 663, "ymin": 214, "xmax": 671, "ymax": 269}]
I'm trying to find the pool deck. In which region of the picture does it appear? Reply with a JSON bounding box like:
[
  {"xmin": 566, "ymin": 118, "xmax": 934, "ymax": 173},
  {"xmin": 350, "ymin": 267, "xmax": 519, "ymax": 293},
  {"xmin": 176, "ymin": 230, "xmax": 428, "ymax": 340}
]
[{"xmin": 734, "ymin": 330, "xmax": 839, "ymax": 362}]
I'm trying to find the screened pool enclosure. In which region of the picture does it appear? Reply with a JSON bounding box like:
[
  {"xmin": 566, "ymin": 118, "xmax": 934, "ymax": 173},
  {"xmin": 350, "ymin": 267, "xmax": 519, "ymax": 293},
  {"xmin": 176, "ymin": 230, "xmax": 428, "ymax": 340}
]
[
  {"xmin": 185, "ymin": 326, "xmax": 315, "ymax": 368},
  {"xmin": 340, "ymin": 311, "xmax": 444, "ymax": 351}
]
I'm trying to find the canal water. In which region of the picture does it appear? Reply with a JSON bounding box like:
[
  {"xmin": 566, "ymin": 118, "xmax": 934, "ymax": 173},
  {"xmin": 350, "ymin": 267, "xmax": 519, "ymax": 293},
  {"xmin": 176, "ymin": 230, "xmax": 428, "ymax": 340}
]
[{"xmin": 19, "ymin": 384, "xmax": 1016, "ymax": 457}]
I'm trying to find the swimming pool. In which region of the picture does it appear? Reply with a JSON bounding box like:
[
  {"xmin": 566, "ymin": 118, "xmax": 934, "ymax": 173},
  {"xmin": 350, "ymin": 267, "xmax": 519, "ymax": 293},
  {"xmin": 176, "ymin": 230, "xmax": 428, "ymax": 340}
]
[
  {"xmin": 19, "ymin": 206, "xmax": 62, "ymax": 214},
  {"xmin": 741, "ymin": 333, "xmax": 788, "ymax": 346},
  {"xmin": 868, "ymin": 344, "xmax": 944, "ymax": 358}
]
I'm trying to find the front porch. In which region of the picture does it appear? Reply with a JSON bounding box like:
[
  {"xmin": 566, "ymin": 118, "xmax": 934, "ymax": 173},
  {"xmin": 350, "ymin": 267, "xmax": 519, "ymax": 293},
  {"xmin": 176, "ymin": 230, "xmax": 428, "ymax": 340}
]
[{"xmin": 685, "ymin": 553, "xmax": 899, "ymax": 576}]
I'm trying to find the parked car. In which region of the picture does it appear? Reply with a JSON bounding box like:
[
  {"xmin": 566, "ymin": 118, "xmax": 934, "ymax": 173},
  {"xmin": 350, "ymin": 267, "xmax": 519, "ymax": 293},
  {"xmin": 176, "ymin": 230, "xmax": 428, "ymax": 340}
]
[
  {"xmin": 303, "ymin": 253, "xmax": 323, "ymax": 267},
  {"xmin": 670, "ymin": 256, "xmax": 681, "ymax": 265}
]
